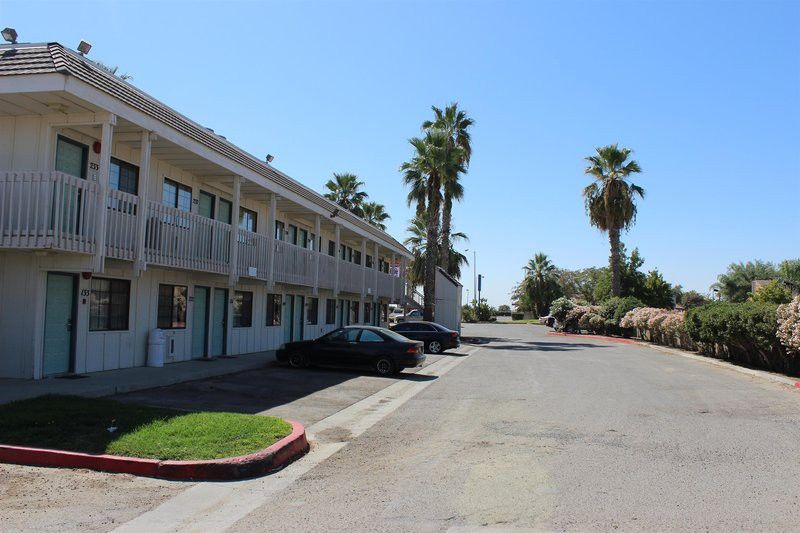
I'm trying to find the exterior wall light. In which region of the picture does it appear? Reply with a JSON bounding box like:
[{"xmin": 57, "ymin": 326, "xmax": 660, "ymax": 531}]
[
  {"xmin": 266, "ymin": 154, "xmax": 275, "ymax": 163},
  {"xmin": 77, "ymin": 40, "xmax": 92, "ymax": 55},
  {"xmin": 1, "ymin": 27, "xmax": 18, "ymax": 44}
]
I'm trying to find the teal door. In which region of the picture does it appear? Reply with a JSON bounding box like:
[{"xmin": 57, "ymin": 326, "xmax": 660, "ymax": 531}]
[
  {"xmin": 210, "ymin": 288, "xmax": 227, "ymax": 356},
  {"xmin": 43, "ymin": 273, "xmax": 76, "ymax": 376},
  {"xmin": 192, "ymin": 286, "xmax": 210, "ymax": 358},
  {"xmin": 54, "ymin": 136, "xmax": 88, "ymax": 234},
  {"xmin": 283, "ymin": 295, "xmax": 294, "ymax": 343},
  {"xmin": 293, "ymin": 295, "xmax": 305, "ymax": 341}
]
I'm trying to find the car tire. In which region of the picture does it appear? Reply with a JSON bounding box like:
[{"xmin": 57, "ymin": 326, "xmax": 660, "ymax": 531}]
[
  {"xmin": 288, "ymin": 352, "xmax": 309, "ymax": 368},
  {"xmin": 374, "ymin": 357, "xmax": 397, "ymax": 376},
  {"xmin": 427, "ymin": 340, "xmax": 442, "ymax": 354}
]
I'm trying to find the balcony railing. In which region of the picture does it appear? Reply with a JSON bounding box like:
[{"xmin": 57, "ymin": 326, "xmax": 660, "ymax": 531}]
[
  {"xmin": 0, "ymin": 171, "xmax": 99, "ymax": 253},
  {"xmin": 144, "ymin": 202, "xmax": 230, "ymax": 274},
  {"xmin": 237, "ymin": 228, "xmax": 270, "ymax": 280},
  {"xmin": 105, "ymin": 189, "xmax": 139, "ymax": 261},
  {"xmin": 319, "ymin": 253, "xmax": 337, "ymax": 290},
  {"xmin": 339, "ymin": 260, "xmax": 363, "ymax": 294},
  {"xmin": 0, "ymin": 171, "xmax": 405, "ymax": 298},
  {"xmin": 273, "ymin": 239, "xmax": 316, "ymax": 287}
]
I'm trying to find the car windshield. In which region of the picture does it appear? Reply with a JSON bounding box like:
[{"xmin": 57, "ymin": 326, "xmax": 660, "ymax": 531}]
[{"xmin": 379, "ymin": 328, "xmax": 414, "ymax": 342}]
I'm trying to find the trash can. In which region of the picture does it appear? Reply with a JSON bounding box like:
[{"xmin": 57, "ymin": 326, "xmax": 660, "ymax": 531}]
[{"xmin": 147, "ymin": 328, "xmax": 166, "ymax": 367}]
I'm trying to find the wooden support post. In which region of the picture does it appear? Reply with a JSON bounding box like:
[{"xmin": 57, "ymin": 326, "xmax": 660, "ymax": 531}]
[
  {"xmin": 267, "ymin": 193, "xmax": 277, "ymax": 290},
  {"xmin": 134, "ymin": 131, "xmax": 154, "ymax": 277},
  {"xmin": 361, "ymin": 238, "xmax": 367, "ymax": 298},
  {"xmin": 373, "ymin": 242, "xmax": 379, "ymax": 302},
  {"xmin": 93, "ymin": 116, "xmax": 115, "ymax": 273},
  {"xmin": 313, "ymin": 214, "xmax": 321, "ymax": 295},
  {"xmin": 228, "ymin": 175, "xmax": 241, "ymax": 287},
  {"xmin": 333, "ymin": 224, "xmax": 341, "ymax": 296}
]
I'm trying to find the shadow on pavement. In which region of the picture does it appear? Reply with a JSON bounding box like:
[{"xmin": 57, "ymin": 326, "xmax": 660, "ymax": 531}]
[
  {"xmin": 112, "ymin": 359, "xmax": 442, "ymax": 416},
  {"xmin": 484, "ymin": 341, "xmax": 610, "ymax": 352}
]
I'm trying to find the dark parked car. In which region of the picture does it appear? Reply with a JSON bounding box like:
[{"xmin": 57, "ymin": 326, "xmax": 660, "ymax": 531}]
[
  {"xmin": 276, "ymin": 326, "xmax": 425, "ymax": 375},
  {"xmin": 390, "ymin": 321, "xmax": 460, "ymax": 354}
]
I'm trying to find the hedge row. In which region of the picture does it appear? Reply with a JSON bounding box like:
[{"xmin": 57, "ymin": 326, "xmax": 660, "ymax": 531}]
[{"xmin": 618, "ymin": 297, "xmax": 800, "ymax": 376}]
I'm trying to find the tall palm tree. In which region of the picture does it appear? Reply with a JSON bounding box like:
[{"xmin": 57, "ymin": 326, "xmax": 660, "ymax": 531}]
[
  {"xmin": 400, "ymin": 133, "xmax": 465, "ymax": 321},
  {"xmin": 404, "ymin": 213, "xmax": 468, "ymax": 288},
  {"xmin": 583, "ymin": 144, "xmax": 644, "ymax": 296},
  {"xmin": 422, "ymin": 103, "xmax": 474, "ymax": 270},
  {"xmin": 402, "ymin": 168, "xmax": 428, "ymax": 218},
  {"xmin": 361, "ymin": 202, "xmax": 390, "ymax": 231},
  {"xmin": 323, "ymin": 172, "xmax": 369, "ymax": 217},
  {"xmin": 522, "ymin": 253, "xmax": 558, "ymax": 316}
]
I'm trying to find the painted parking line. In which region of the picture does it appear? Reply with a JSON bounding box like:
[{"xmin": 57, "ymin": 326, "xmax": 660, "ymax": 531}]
[{"xmin": 114, "ymin": 346, "xmax": 480, "ymax": 533}]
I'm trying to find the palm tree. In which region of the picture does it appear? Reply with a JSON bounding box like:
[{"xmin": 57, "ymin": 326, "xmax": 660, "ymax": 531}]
[
  {"xmin": 522, "ymin": 253, "xmax": 559, "ymax": 316},
  {"xmin": 583, "ymin": 144, "xmax": 644, "ymax": 296},
  {"xmin": 323, "ymin": 172, "xmax": 369, "ymax": 217},
  {"xmin": 400, "ymin": 130, "xmax": 465, "ymax": 321},
  {"xmin": 404, "ymin": 213, "xmax": 468, "ymax": 288},
  {"xmin": 422, "ymin": 103, "xmax": 474, "ymax": 270},
  {"xmin": 402, "ymin": 168, "xmax": 428, "ymax": 218},
  {"xmin": 361, "ymin": 202, "xmax": 390, "ymax": 231}
]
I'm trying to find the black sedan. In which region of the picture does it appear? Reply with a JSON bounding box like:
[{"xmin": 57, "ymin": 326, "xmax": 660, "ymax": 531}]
[
  {"xmin": 276, "ymin": 326, "xmax": 425, "ymax": 375},
  {"xmin": 390, "ymin": 321, "xmax": 460, "ymax": 354}
]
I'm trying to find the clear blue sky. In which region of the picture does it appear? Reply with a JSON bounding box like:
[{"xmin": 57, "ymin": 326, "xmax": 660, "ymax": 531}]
[{"xmin": 4, "ymin": 0, "xmax": 798, "ymax": 305}]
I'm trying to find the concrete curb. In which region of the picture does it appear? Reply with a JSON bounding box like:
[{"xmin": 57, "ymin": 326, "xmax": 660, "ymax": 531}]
[
  {"xmin": 0, "ymin": 420, "xmax": 309, "ymax": 481},
  {"xmin": 548, "ymin": 331, "xmax": 800, "ymax": 390}
]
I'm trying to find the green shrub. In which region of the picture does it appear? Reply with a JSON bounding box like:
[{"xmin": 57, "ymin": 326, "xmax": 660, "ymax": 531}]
[
  {"xmin": 685, "ymin": 301, "xmax": 793, "ymax": 374},
  {"xmin": 461, "ymin": 305, "xmax": 476, "ymax": 323},
  {"xmin": 599, "ymin": 296, "xmax": 644, "ymax": 335},
  {"xmin": 750, "ymin": 280, "xmax": 792, "ymax": 305},
  {"xmin": 511, "ymin": 312, "xmax": 524, "ymax": 321}
]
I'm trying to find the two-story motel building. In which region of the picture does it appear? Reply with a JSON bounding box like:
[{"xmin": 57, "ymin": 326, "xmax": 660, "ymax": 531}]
[{"xmin": 0, "ymin": 41, "xmax": 412, "ymax": 380}]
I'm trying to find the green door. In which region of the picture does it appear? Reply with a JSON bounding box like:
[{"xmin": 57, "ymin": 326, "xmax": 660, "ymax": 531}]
[
  {"xmin": 54, "ymin": 136, "xmax": 88, "ymax": 235},
  {"xmin": 283, "ymin": 295, "xmax": 294, "ymax": 343},
  {"xmin": 210, "ymin": 288, "xmax": 227, "ymax": 356},
  {"xmin": 192, "ymin": 286, "xmax": 210, "ymax": 358},
  {"xmin": 43, "ymin": 273, "xmax": 76, "ymax": 375},
  {"xmin": 293, "ymin": 295, "xmax": 305, "ymax": 341}
]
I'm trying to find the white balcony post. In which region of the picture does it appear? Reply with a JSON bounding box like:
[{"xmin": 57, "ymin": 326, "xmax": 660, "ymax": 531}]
[
  {"xmin": 373, "ymin": 243, "xmax": 379, "ymax": 302},
  {"xmin": 267, "ymin": 193, "xmax": 277, "ymax": 290},
  {"xmin": 228, "ymin": 175, "xmax": 241, "ymax": 287},
  {"xmin": 333, "ymin": 224, "xmax": 340, "ymax": 296},
  {"xmin": 360, "ymin": 239, "xmax": 368, "ymax": 298},
  {"xmin": 391, "ymin": 253, "xmax": 397, "ymax": 301},
  {"xmin": 401, "ymin": 256, "xmax": 408, "ymax": 299},
  {"xmin": 313, "ymin": 214, "xmax": 321, "ymax": 295},
  {"xmin": 92, "ymin": 116, "xmax": 115, "ymax": 272},
  {"xmin": 134, "ymin": 131, "xmax": 154, "ymax": 277}
]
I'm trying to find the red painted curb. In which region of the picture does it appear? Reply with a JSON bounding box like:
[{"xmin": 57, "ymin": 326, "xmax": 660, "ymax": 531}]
[
  {"xmin": 546, "ymin": 331, "xmax": 638, "ymax": 345},
  {"xmin": 0, "ymin": 420, "xmax": 309, "ymax": 481}
]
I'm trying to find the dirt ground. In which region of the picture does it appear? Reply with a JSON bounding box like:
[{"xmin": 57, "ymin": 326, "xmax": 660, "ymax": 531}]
[{"xmin": 0, "ymin": 464, "xmax": 188, "ymax": 532}]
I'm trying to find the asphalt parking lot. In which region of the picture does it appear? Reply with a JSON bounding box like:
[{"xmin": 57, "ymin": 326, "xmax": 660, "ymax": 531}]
[{"xmin": 113, "ymin": 353, "xmax": 449, "ymax": 426}]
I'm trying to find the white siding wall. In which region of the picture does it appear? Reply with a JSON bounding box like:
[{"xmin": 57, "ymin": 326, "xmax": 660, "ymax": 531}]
[
  {"xmin": 435, "ymin": 269, "xmax": 463, "ymax": 333},
  {"xmin": 0, "ymin": 115, "xmax": 405, "ymax": 379}
]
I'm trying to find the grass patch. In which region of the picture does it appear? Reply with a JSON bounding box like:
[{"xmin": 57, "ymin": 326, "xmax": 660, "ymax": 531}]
[{"xmin": 0, "ymin": 395, "xmax": 292, "ymax": 460}]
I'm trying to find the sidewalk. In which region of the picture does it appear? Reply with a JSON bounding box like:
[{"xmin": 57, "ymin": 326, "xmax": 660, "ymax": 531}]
[{"xmin": 0, "ymin": 352, "xmax": 274, "ymax": 405}]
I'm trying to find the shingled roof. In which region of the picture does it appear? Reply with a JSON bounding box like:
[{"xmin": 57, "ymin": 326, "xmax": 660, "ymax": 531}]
[{"xmin": 0, "ymin": 42, "xmax": 410, "ymax": 255}]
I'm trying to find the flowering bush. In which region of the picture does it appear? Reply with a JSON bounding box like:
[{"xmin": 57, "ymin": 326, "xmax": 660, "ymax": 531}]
[
  {"xmin": 588, "ymin": 314, "xmax": 606, "ymax": 333},
  {"xmin": 777, "ymin": 296, "xmax": 800, "ymax": 353},
  {"xmin": 565, "ymin": 305, "xmax": 602, "ymax": 332},
  {"xmin": 621, "ymin": 307, "xmax": 688, "ymax": 348},
  {"xmin": 549, "ymin": 297, "xmax": 575, "ymax": 323}
]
